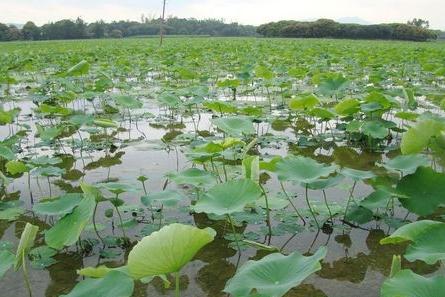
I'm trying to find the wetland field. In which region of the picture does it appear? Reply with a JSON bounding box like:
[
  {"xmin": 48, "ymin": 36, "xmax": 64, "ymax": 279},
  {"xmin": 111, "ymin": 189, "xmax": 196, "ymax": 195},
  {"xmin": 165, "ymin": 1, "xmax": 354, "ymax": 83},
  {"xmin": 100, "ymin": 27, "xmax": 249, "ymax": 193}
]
[{"xmin": 1, "ymin": 37, "xmax": 445, "ymax": 297}]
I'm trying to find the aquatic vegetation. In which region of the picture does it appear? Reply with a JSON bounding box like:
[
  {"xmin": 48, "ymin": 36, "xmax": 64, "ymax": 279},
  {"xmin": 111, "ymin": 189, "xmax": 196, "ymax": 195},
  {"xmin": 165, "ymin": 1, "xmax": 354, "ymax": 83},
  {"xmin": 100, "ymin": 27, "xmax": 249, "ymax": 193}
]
[{"xmin": 0, "ymin": 37, "xmax": 445, "ymax": 296}]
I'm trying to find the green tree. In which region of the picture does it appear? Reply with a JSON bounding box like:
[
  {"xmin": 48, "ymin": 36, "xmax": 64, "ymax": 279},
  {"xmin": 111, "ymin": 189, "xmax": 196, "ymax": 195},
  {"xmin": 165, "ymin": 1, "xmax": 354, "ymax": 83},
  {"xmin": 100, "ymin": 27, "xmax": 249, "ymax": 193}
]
[
  {"xmin": 407, "ymin": 18, "xmax": 430, "ymax": 29},
  {"xmin": 22, "ymin": 21, "xmax": 41, "ymax": 40}
]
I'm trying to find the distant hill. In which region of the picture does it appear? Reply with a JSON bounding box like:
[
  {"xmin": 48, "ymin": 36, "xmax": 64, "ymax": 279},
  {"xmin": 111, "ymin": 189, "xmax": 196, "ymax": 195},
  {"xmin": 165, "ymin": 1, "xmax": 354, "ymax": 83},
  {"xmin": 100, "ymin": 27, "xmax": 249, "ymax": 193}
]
[{"xmin": 337, "ymin": 17, "xmax": 371, "ymax": 25}]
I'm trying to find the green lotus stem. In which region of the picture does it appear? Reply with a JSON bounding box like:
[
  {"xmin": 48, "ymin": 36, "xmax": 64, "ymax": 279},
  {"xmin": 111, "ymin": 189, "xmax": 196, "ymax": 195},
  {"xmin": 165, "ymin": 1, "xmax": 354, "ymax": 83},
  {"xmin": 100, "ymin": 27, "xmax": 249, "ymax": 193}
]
[
  {"xmin": 175, "ymin": 271, "xmax": 180, "ymax": 297},
  {"xmin": 221, "ymin": 156, "xmax": 228, "ymax": 182},
  {"xmin": 27, "ymin": 172, "xmax": 34, "ymax": 205},
  {"xmin": 227, "ymin": 214, "xmax": 242, "ymax": 255},
  {"xmin": 22, "ymin": 253, "xmax": 33, "ymax": 297},
  {"xmin": 322, "ymin": 189, "xmax": 333, "ymax": 223},
  {"xmin": 114, "ymin": 194, "xmax": 127, "ymax": 238},
  {"xmin": 305, "ymin": 184, "xmax": 320, "ymax": 229},
  {"xmin": 93, "ymin": 203, "xmax": 105, "ymax": 247},
  {"xmin": 280, "ymin": 182, "xmax": 306, "ymax": 225},
  {"xmin": 47, "ymin": 176, "xmax": 52, "ymax": 198},
  {"xmin": 343, "ymin": 181, "xmax": 357, "ymax": 222},
  {"xmin": 259, "ymin": 184, "xmax": 273, "ymax": 240},
  {"xmin": 140, "ymin": 180, "xmax": 148, "ymax": 195}
]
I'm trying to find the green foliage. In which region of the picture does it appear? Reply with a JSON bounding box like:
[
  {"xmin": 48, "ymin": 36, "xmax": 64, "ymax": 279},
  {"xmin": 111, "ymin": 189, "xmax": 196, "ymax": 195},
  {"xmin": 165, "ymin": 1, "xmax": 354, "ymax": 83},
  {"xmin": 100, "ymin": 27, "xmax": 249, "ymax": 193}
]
[
  {"xmin": 224, "ymin": 247, "xmax": 327, "ymax": 297},
  {"xmin": 127, "ymin": 223, "xmax": 215, "ymax": 279}
]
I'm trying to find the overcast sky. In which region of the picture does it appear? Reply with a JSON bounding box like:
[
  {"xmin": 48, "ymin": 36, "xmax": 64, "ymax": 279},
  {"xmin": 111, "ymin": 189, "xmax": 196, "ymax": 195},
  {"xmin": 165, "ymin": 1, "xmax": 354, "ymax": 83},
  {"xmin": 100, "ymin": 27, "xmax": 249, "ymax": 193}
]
[{"xmin": 1, "ymin": 0, "xmax": 444, "ymax": 29}]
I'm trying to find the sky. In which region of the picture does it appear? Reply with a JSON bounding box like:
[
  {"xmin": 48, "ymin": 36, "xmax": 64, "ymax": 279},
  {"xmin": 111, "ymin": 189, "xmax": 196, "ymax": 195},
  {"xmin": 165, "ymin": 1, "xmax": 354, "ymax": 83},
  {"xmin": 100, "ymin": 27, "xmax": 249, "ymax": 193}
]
[{"xmin": 1, "ymin": 0, "xmax": 444, "ymax": 30}]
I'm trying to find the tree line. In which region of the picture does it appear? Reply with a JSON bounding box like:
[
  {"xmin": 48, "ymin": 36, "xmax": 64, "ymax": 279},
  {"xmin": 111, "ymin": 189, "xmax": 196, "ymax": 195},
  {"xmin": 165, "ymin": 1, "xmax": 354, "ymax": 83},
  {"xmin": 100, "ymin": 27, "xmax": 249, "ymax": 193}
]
[
  {"xmin": 257, "ymin": 19, "xmax": 439, "ymax": 41},
  {"xmin": 0, "ymin": 17, "xmax": 257, "ymax": 41}
]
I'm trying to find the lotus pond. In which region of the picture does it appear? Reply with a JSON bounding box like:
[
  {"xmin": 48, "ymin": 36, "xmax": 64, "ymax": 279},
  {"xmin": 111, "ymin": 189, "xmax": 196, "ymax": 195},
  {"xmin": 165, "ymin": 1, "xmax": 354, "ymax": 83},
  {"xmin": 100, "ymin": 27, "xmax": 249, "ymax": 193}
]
[{"xmin": 1, "ymin": 37, "xmax": 445, "ymax": 297}]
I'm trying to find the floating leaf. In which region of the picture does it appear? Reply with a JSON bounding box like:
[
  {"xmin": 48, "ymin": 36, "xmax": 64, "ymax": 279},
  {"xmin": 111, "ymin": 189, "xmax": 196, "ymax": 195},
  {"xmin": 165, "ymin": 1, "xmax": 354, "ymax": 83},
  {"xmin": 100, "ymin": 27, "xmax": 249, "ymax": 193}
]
[{"xmin": 127, "ymin": 223, "xmax": 215, "ymax": 279}]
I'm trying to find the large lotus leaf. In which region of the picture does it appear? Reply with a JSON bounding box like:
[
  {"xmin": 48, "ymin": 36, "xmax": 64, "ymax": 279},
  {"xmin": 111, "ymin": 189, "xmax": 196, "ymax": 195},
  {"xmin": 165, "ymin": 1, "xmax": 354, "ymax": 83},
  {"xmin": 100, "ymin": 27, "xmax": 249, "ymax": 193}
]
[
  {"xmin": 382, "ymin": 154, "xmax": 430, "ymax": 175},
  {"xmin": 334, "ymin": 98, "xmax": 360, "ymax": 116},
  {"xmin": 340, "ymin": 168, "xmax": 375, "ymax": 181},
  {"xmin": 276, "ymin": 156, "xmax": 338, "ymax": 184},
  {"xmin": 0, "ymin": 250, "xmax": 14, "ymax": 279},
  {"xmin": 212, "ymin": 117, "xmax": 255, "ymax": 136},
  {"xmin": 193, "ymin": 179, "xmax": 262, "ymax": 215},
  {"xmin": 5, "ymin": 160, "xmax": 27, "ymax": 175},
  {"xmin": 401, "ymin": 119, "xmax": 445, "ymax": 155},
  {"xmin": 114, "ymin": 95, "xmax": 142, "ymax": 109},
  {"xmin": 167, "ymin": 168, "xmax": 217, "ymax": 187},
  {"xmin": 318, "ymin": 74, "xmax": 349, "ymax": 96},
  {"xmin": 396, "ymin": 167, "xmax": 445, "ymax": 216},
  {"xmin": 363, "ymin": 91, "xmax": 393, "ymax": 110},
  {"xmin": 381, "ymin": 220, "xmax": 445, "ymax": 264},
  {"xmin": 98, "ymin": 182, "xmax": 139, "ymax": 195},
  {"xmin": 66, "ymin": 60, "xmax": 90, "ymax": 77},
  {"xmin": 307, "ymin": 175, "xmax": 344, "ymax": 190},
  {"xmin": 224, "ymin": 246, "xmax": 327, "ymax": 297},
  {"xmin": 361, "ymin": 121, "xmax": 388, "ymax": 139},
  {"xmin": 381, "ymin": 270, "xmax": 445, "ymax": 297},
  {"xmin": 15, "ymin": 223, "xmax": 39, "ymax": 270},
  {"xmin": 203, "ymin": 101, "xmax": 237, "ymax": 114},
  {"xmin": 127, "ymin": 223, "xmax": 215, "ymax": 279},
  {"xmin": 360, "ymin": 189, "xmax": 392, "ymax": 209},
  {"xmin": 289, "ymin": 94, "xmax": 319, "ymax": 110},
  {"xmin": 242, "ymin": 156, "xmax": 260, "ymax": 184},
  {"xmin": 141, "ymin": 190, "xmax": 184, "ymax": 207},
  {"xmin": 308, "ymin": 107, "xmax": 335, "ymax": 120},
  {"xmin": 0, "ymin": 145, "xmax": 15, "ymax": 160},
  {"xmin": 31, "ymin": 166, "xmax": 65, "ymax": 177},
  {"xmin": 61, "ymin": 270, "xmax": 134, "ymax": 297},
  {"xmin": 33, "ymin": 193, "xmax": 83, "ymax": 216},
  {"xmin": 45, "ymin": 191, "xmax": 95, "ymax": 249}
]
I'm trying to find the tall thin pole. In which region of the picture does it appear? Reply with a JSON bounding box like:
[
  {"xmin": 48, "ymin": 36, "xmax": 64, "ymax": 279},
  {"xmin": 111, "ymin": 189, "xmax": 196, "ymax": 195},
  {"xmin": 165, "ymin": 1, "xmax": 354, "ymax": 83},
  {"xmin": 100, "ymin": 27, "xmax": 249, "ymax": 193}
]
[{"xmin": 160, "ymin": 0, "xmax": 166, "ymax": 46}]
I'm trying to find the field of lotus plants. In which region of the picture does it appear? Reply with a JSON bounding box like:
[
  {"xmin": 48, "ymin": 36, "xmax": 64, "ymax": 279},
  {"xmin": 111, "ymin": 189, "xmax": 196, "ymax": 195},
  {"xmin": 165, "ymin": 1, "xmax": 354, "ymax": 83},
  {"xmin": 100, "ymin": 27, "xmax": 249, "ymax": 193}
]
[{"xmin": 0, "ymin": 37, "xmax": 445, "ymax": 297}]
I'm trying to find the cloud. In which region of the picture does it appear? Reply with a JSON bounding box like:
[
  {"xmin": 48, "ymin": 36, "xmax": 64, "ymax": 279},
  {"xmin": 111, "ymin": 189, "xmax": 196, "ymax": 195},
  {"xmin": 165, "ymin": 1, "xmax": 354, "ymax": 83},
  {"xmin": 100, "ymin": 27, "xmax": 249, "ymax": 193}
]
[{"xmin": 1, "ymin": 0, "xmax": 444, "ymax": 29}]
